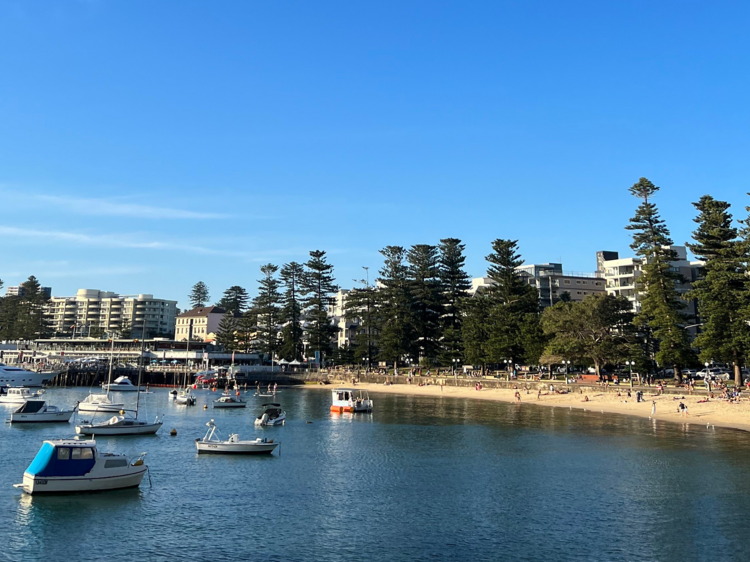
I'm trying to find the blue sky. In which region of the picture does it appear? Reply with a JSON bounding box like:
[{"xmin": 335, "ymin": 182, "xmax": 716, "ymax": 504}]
[{"xmin": 1, "ymin": 1, "xmax": 749, "ymax": 308}]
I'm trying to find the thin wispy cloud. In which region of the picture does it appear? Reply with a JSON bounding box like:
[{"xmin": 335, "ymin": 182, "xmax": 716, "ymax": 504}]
[
  {"xmin": 33, "ymin": 194, "xmax": 227, "ymax": 220},
  {"xmin": 0, "ymin": 226, "xmax": 246, "ymax": 257}
]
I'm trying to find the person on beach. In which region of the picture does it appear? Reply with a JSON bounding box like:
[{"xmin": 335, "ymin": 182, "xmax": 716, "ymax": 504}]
[
  {"xmin": 651, "ymin": 401, "xmax": 656, "ymax": 416},
  {"xmin": 515, "ymin": 391, "xmax": 521, "ymax": 404},
  {"xmin": 537, "ymin": 389, "xmax": 541, "ymax": 400}
]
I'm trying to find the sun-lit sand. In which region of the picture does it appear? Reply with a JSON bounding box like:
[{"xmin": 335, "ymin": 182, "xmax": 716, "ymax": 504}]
[{"xmin": 349, "ymin": 381, "xmax": 750, "ymax": 432}]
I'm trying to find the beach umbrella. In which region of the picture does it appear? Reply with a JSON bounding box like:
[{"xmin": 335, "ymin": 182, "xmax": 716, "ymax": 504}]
[{"xmin": 278, "ymin": 359, "xmax": 289, "ymax": 365}]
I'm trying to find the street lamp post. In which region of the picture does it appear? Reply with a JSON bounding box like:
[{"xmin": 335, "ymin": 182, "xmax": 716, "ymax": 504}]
[
  {"xmin": 626, "ymin": 361, "xmax": 634, "ymax": 388},
  {"xmin": 563, "ymin": 360, "xmax": 571, "ymax": 381},
  {"xmin": 503, "ymin": 359, "xmax": 510, "ymax": 381}
]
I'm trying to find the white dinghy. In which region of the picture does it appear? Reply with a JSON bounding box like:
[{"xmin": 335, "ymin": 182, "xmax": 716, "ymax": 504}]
[{"xmin": 195, "ymin": 420, "xmax": 279, "ymax": 455}]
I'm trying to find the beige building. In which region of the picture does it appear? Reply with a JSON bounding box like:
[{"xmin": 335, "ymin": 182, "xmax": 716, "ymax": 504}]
[
  {"xmin": 598, "ymin": 246, "xmax": 701, "ymax": 314},
  {"xmin": 45, "ymin": 289, "xmax": 177, "ymax": 338},
  {"xmin": 471, "ymin": 263, "xmax": 605, "ymax": 307},
  {"xmin": 175, "ymin": 306, "xmax": 228, "ymax": 342}
]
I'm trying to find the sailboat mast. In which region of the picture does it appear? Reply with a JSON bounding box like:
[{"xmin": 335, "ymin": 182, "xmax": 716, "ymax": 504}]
[
  {"xmin": 106, "ymin": 337, "xmax": 115, "ymax": 399},
  {"xmin": 135, "ymin": 316, "xmax": 146, "ymax": 417}
]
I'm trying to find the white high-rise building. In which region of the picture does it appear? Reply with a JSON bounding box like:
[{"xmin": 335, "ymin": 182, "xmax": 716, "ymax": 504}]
[{"xmin": 45, "ymin": 289, "xmax": 177, "ymax": 338}]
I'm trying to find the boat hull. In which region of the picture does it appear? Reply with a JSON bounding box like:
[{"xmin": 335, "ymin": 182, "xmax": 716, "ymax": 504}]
[
  {"xmin": 213, "ymin": 402, "xmax": 246, "ymax": 409},
  {"xmin": 75, "ymin": 422, "xmax": 163, "ymax": 436},
  {"xmin": 330, "ymin": 405, "xmax": 372, "ymax": 413},
  {"xmin": 77, "ymin": 404, "xmax": 125, "ymax": 413},
  {"xmin": 195, "ymin": 442, "xmax": 278, "ymax": 454},
  {"xmin": 10, "ymin": 411, "xmax": 75, "ymax": 423},
  {"xmin": 20, "ymin": 468, "xmax": 146, "ymax": 494},
  {"xmin": 102, "ymin": 386, "xmax": 144, "ymax": 392}
]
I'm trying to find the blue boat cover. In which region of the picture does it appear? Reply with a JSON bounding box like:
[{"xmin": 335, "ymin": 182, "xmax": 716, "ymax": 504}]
[{"xmin": 25, "ymin": 443, "xmax": 96, "ymax": 477}]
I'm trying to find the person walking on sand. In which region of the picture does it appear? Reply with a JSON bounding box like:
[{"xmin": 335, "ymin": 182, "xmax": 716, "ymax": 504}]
[
  {"xmin": 651, "ymin": 401, "xmax": 656, "ymax": 416},
  {"xmin": 515, "ymin": 391, "xmax": 521, "ymax": 404},
  {"xmin": 537, "ymin": 389, "xmax": 541, "ymax": 401}
]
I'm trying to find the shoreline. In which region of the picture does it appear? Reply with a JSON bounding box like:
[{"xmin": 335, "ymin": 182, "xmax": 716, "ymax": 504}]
[{"xmin": 347, "ymin": 381, "xmax": 750, "ymax": 433}]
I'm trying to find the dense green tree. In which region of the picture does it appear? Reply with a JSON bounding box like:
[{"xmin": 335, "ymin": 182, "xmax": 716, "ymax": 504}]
[
  {"xmin": 484, "ymin": 239, "xmax": 540, "ymax": 374},
  {"xmin": 189, "ymin": 281, "xmax": 210, "ymax": 308},
  {"xmin": 215, "ymin": 313, "xmax": 238, "ymax": 351},
  {"xmin": 0, "ymin": 296, "xmax": 21, "ymax": 340},
  {"xmin": 253, "ymin": 265, "xmax": 282, "ymax": 360},
  {"xmin": 216, "ymin": 285, "xmax": 249, "ymax": 315},
  {"xmin": 626, "ymin": 178, "xmax": 694, "ymax": 382},
  {"xmin": 461, "ymin": 295, "xmax": 491, "ymax": 374},
  {"xmin": 344, "ymin": 284, "xmax": 380, "ymax": 367},
  {"xmin": 301, "ymin": 251, "xmax": 339, "ymax": 362},
  {"xmin": 541, "ymin": 294, "xmax": 635, "ymax": 378},
  {"xmin": 279, "ymin": 262, "xmax": 305, "ymax": 361},
  {"xmin": 406, "ymin": 244, "xmax": 443, "ymax": 364},
  {"xmin": 438, "ymin": 238, "xmax": 471, "ymax": 366},
  {"xmin": 236, "ymin": 311, "xmax": 257, "ymax": 353},
  {"xmin": 376, "ymin": 246, "xmax": 415, "ymax": 366},
  {"xmin": 687, "ymin": 195, "xmax": 750, "ymax": 386},
  {"xmin": 10, "ymin": 276, "xmax": 51, "ymax": 340}
]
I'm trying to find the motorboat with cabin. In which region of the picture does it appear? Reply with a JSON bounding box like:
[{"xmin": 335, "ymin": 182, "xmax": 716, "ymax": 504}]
[
  {"xmin": 14, "ymin": 439, "xmax": 148, "ymax": 494},
  {"xmin": 9, "ymin": 400, "xmax": 76, "ymax": 423},
  {"xmin": 213, "ymin": 393, "xmax": 247, "ymax": 409},
  {"xmin": 195, "ymin": 420, "xmax": 279, "ymax": 455},
  {"xmin": 77, "ymin": 393, "xmax": 125, "ymax": 413},
  {"xmin": 330, "ymin": 388, "xmax": 373, "ymax": 413},
  {"xmin": 102, "ymin": 376, "xmax": 144, "ymax": 392},
  {"xmin": 0, "ymin": 364, "xmax": 54, "ymax": 389},
  {"xmin": 254, "ymin": 403, "xmax": 286, "ymax": 426},
  {"xmin": 0, "ymin": 387, "xmax": 45, "ymax": 405}
]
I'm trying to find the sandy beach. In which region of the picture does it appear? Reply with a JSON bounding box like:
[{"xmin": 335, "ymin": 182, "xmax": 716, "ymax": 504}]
[{"xmin": 350, "ymin": 381, "xmax": 750, "ymax": 433}]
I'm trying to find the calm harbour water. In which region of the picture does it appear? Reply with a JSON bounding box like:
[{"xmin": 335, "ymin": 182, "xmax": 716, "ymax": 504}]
[{"xmin": 1, "ymin": 387, "xmax": 750, "ymax": 562}]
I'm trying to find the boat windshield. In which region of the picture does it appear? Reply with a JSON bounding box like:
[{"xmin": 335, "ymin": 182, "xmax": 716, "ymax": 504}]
[{"xmin": 16, "ymin": 400, "xmax": 45, "ymax": 414}]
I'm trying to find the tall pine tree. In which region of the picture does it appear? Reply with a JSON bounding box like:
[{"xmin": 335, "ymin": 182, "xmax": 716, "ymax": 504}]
[
  {"xmin": 688, "ymin": 195, "xmax": 750, "ymax": 386},
  {"xmin": 376, "ymin": 246, "xmax": 415, "ymax": 367},
  {"xmin": 188, "ymin": 282, "xmax": 210, "ymax": 308},
  {"xmin": 279, "ymin": 262, "xmax": 305, "ymax": 361},
  {"xmin": 301, "ymin": 251, "xmax": 339, "ymax": 362},
  {"xmin": 438, "ymin": 238, "xmax": 471, "ymax": 366},
  {"xmin": 406, "ymin": 244, "xmax": 443, "ymax": 365},
  {"xmin": 626, "ymin": 178, "xmax": 693, "ymax": 382},
  {"xmin": 217, "ymin": 286, "xmax": 249, "ymax": 314},
  {"xmin": 253, "ymin": 265, "xmax": 282, "ymax": 361},
  {"xmin": 484, "ymin": 240, "xmax": 540, "ymax": 376}
]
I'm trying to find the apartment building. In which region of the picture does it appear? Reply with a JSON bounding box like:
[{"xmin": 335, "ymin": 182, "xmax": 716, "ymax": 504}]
[
  {"xmin": 597, "ymin": 247, "xmax": 701, "ymax": 315},
  {"xmin": 45, "ymin": 289, "xmax": 177, "ymax": 339},
  {"xmin": 471, "ymin": 263, "xmax": 605, "ymax": 307},
  {"xmin": 6, "ymin": 286, "xmax": 52, "ymax": 299}
]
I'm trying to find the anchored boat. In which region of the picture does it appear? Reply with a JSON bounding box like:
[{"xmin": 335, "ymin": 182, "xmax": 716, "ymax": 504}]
[
  {"xmin": 195, "ymin": 420, "xmax": 278, "ymax": 455},
  {"xmin": 9, "ymin": 400, "xmax": 75, "ymax": 423},
  {"xmin": 254, "ymin": 403, "xmax": 286, "ymax": 426},
  {"xmin": 14, "ymin": 439, "xmax": 148, "ymax": 494},
  {"xmin": 102, "ymin": 376, "xmax": 144, "ymax": 392},
  {"xmin": 0, "ymin": 387, "xmax": 45, "ymax": 405},
  {"xmin": 213, "ymin": 394, "xmax": 247, "ymax": 409},
  {"xmin": 330, "ymin": 388, "xmax": 373, "ymax": 413}
]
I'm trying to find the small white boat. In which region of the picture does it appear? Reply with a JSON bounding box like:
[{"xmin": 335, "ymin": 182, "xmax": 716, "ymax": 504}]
[
  {"xmin": 213, "ymin": 394, "xmax": 247, "ymax": 409},
  {"xmin": 102, "ymin": 376, "xmax": 144, "ymax": 393},
  {"xmin": 330, "ymin": 388, "xmax": 373, "ymax": 413},
  {"xmin": 77, "ymin": 393, "xmax": 125, "ymax": 413},
  {"xmin": 14, "ymin": 439, "xmax": 148, "ymax": 494},
  {"xmin": 9, "ymin": 400, "xmax": 76, "ymax": 423},
  {"xmin": 195, "ymin": 420, "xmax": 278, "ymax": 455},
  {"xmin": 254, "ymin": 403, "xmax": 286, "ymax": 426},
  {"xmin": 0, "ymin": 387, "xmax": 45, "ymax": 405},
  {"xmin": 75, "ymin": 414, "xmax": 163, "ymax": 436},
  {"xmin": 174, "ymin": 387, "xmax": 196, "ymax": 406}
]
